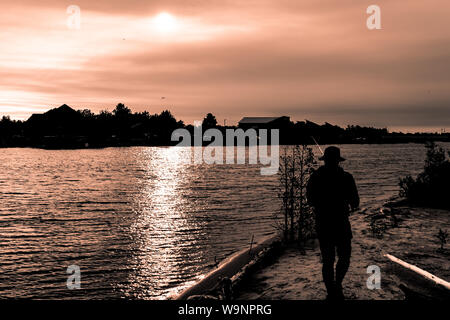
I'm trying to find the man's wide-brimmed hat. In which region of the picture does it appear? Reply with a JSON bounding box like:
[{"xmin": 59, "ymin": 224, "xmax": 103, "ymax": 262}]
[{"xmin": 319, "ymin": 146, "xmax": 346, "ymax": 162}]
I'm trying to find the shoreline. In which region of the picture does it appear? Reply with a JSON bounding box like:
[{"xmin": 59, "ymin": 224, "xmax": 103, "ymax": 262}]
[
  {"xmin": 173, "ymin": 234, "xmax": 282, "ymax": 300},
  {"xmin": 1, "ymin": 140, "xmax": 450, "ymax": 150},
  {"xmin": 176, "ymin": 198, "xmax": 449, "ymax": 300},
  {"xmin": 234, "ymin": 199, "xmax": 449, "ymax": 300}
]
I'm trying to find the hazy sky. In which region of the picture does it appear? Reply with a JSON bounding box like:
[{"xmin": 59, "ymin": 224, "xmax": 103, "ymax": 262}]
[{"xmin": 1, "ymin": 0, "xmax": 449, "ymax": 132}]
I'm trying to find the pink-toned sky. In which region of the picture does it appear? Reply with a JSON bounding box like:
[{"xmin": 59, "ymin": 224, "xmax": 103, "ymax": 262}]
[{"xmin": 1, "ymin": 0, "xmax": 449, "ymax": 132}]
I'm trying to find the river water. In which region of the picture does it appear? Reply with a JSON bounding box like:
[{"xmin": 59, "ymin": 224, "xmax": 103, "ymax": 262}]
[{"xmin": 0, "ymin": 143, "xmax": 444, "ymax": 299}]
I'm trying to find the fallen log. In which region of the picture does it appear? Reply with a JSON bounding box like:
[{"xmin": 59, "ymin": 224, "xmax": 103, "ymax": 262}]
[
  {"xmin": 175, "ymin": 234, "xmax": 280, "ymax": 300},
  {"xmin": 384, "ymin": 253, "xmax": 450, "ymax": 290}
]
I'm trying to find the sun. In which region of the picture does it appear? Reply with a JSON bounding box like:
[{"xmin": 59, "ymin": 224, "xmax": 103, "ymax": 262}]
[{"xmin": 153, "ymin": 12, "xmax": 178, "ymax": 33}]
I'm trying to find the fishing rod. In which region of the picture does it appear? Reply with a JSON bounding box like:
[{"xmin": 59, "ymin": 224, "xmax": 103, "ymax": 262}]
[{"xmin": 310, "ymin": 136, "xmax": 324, "ymax": 155}]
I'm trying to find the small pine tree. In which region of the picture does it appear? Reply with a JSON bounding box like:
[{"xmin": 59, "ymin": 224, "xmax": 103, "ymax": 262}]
[
  {"xmin": 276, "ymin": 145, "xmax": 316, "ymax": 244},
  {"xmin": 202, "ymin": 113, "xmax": 218, "ymax": 129},
  {"xmin": 399, "ymin": 142, "xmax": 450, "ymax": 209}
]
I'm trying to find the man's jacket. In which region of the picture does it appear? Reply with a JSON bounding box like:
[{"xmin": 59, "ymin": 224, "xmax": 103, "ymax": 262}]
[{"xmin": 306, "ymin": 165, "xmax": 359, "ymax": 240}]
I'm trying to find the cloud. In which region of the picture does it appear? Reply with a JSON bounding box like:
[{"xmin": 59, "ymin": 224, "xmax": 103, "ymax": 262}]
[{"xmin": 1, "ymin": 0, "xmax": 449, "ymax": 131}]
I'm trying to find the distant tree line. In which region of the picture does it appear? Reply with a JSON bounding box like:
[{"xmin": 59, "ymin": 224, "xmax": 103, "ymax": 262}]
[
  {"xmin": 0, "ymin": 103, "xmax": 448, "ymax": 149},
  {"xmin": 0, "ymin": 104, "xmax": 186, "ymax": 148}
]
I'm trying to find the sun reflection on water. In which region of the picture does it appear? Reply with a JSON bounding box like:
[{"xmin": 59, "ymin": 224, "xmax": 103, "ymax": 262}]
[{"xmin": 124, "ymin": 147, "xmax": 206, "ymax": 299}]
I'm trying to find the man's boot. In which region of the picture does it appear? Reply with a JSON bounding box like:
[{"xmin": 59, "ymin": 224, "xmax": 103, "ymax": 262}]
[{"xmin": 335, "ymin": 283, "xmax": 345, "ymax": 300}]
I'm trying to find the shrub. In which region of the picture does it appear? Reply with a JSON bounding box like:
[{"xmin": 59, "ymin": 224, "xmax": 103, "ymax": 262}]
[
  {"xmin": 276, "ymin": 145, "xmax": 316, "ymax": 244},
  {"xmin": 399, "ymin": 142, "xmax": 450, "ymax": 209}
]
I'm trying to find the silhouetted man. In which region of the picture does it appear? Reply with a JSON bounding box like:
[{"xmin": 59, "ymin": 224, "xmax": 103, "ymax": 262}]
[{"xmin": 306, "ymin": 146, "xmax": 359, "ymax": 300}]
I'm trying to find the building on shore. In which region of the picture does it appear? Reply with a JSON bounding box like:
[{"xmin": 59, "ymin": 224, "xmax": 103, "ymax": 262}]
[{"xmin": 238, "ymin": 116, "xmax": 291, "ymax": 130}]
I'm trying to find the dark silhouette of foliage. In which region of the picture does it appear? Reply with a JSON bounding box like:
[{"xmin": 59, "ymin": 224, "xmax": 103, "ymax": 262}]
[
  {"xmin": 0, "ymin": 104, "xmax": 449, "ymax": 148},
  {"xmin": 0, "ymin": 104, "xmax": 188, "ymax": 148},
  {"xmin": 276, "ymin": 145, "xmax": 316, "ymax": 245},
  {"xmin": 399, "ymin": 142, "xmax": 450, "ymax": 209},
  {"xmin": 112, "ymin": 103, "xmax": 131, "ymax": 118},
  {"xmin": 202, "ymin": 113, "xmax": 218, "ymax": 129}
]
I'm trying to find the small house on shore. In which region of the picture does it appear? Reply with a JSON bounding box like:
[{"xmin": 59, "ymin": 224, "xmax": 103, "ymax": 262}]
[{"xmin": 238, "ymin": 116, "xmax": 291, "ymax": 130}]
